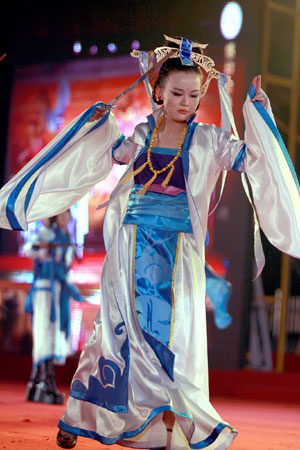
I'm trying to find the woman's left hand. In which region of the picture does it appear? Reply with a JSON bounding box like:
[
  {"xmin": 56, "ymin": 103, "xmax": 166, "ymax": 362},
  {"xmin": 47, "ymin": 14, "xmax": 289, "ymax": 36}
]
[{"xmin": 251, "ymin": 75, "xmax": 267, "ymax": 108}]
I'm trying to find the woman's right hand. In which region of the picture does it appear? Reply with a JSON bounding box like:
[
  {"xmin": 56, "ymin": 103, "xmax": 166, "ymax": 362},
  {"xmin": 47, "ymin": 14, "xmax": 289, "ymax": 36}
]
[{"xmin": 87, "ymin": 107, "xmax": 107, "ymax": 122}]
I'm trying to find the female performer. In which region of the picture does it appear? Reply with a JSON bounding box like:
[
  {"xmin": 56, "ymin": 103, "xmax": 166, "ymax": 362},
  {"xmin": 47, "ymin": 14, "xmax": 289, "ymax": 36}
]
[
  {"xmin": 0, "ymin": 36, "xmax": 300, "ymax": 449},
  {"xmin": 24, "ymin": 210, "xmax": 83, "ymax": 405}
]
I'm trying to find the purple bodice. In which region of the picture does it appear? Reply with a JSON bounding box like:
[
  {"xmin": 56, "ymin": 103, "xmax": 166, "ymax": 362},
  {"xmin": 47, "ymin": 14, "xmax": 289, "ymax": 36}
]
[{"xmin": 133, "ymin": 148, "xmax": 185, "ymax": 190}]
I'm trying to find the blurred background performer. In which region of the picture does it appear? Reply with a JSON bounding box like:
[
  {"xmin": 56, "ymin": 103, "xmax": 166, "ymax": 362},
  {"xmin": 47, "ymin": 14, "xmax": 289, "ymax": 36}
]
[{"xmin": 24, "ymin": 210, "xmax": 84, "ymax": 404}]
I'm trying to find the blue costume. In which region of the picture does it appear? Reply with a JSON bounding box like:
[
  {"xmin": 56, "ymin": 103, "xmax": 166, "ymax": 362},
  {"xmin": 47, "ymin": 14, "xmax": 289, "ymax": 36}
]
[{"xmin": 24, "ymin": 222, "xmax": 83, "ymax": 404}]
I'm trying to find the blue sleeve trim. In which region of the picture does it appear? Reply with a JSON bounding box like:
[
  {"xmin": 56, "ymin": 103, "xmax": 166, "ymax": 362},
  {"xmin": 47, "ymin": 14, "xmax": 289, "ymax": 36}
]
[
  {"xmin": 231, "ymin": 143, "xmax": 246, "ymax": 171},
  {"xmin": 112, "ymin": 135, "xmax": 127, "ymax": 165},
  {"xmin": 205, "ymin": 229, "xmax": 209, "ymax": 246},
  {"xmin": 146, "ymin": 114, "xmax": 156, "ymax": 131},
  {"xmin": 134, "ymin": 128, "xmax": 153, "ymax": 162},
  {"xmin": 85, "ymin": 109, "xmax": 110, "ymax": 135},
  {"xmin": 248, "ymin": 83, "xmax": 300, "ymax": 194},
  {"xmin": 24, "ymin": 178, "xmax": 38, "ymax": 214},
  {"xmin": 181, "ymin": 122, "xmax": 198, "ymax": 179},
  {"xmin": 6, "ymin": 105, "xmax": 109, "ymax": 230}
]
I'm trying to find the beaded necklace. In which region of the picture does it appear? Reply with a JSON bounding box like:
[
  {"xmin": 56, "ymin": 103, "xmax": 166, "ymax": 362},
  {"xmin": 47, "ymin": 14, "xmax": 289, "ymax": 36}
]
[{"xmin": 122, "ymin": 115, "xmax": 188, "ymax": 196}]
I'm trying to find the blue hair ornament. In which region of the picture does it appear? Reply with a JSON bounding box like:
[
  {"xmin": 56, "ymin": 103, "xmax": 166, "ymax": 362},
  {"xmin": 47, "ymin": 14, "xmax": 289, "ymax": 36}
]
[{"xmin": 179, "ymin": 37, "xmax": 194, "ymax": 66}]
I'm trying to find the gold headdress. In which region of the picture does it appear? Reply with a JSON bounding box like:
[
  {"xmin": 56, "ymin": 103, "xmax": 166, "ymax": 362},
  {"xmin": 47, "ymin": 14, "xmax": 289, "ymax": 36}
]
[{"xmin": 131, "ymin": 34, "xmax": 221, "ymax": 98}]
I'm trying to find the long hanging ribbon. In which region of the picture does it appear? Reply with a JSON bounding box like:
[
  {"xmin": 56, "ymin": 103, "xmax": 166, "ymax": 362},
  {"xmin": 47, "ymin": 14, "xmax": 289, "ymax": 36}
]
[
  {"xmin": 241, "ymin": 173, "xmax": 265, "ymax": 279},
  {"xmin": 218, "ymin": 73, "xmax": 239, "ymax": 137},
  {"xmin": 138, "ymin": 51, "xmax": 158, "ymax": 112},
  {"xmin": 208, "ymin": 74, "xmax": 234, "ymax": 217},
  {"xmin": 99, "ymin": 51, "xmax": 176, "ymax": 111},
  {"xmin": 217, "ymin": 74, "xmax": 265, "ymax": 279}
]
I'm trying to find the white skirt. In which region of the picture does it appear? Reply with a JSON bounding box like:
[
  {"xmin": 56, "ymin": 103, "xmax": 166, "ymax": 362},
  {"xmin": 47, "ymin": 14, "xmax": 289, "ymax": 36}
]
[
  {"xmin": 59, "ymin": 224, "xmax": 237, "ymax": 449},
  {"xmin": 32, "ymin": 279, "xmax": 72, "ymax": 366}
]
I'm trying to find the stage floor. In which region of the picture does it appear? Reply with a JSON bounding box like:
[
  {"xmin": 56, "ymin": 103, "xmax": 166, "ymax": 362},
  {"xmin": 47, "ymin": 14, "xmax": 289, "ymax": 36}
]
[{"xmin": 0, "ymin": 382, "xmax": 299, "ymax": 449}]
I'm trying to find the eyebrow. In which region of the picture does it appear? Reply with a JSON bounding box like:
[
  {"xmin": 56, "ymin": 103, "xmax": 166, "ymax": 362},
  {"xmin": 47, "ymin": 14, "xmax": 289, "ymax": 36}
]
[{"xmin": 171, "ymin": 87, "xmax": 200, "ymax": 93}]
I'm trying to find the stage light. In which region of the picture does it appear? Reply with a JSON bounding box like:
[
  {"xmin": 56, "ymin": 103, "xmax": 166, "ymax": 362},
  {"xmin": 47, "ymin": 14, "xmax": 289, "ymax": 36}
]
[
  {"xmin": 220, "ymin": 2, "xmax": 243, "ymax": 40},
  {"xmin": 89, "ymin": 45, "xmax": 98, "ymax": 56},
  {"xmin": 107, "ymin": 43, "xmax": 117, "ymax": 53},
  {"xmin": 73, "ymin": 41, "xmax": 82, "ymax": 54},
  {"xmin": 131, "ymin": 40, "xmax": 140, "ymax": 50},
  {"xmin": 224, "ymin": 41, "xmax": 236, "ymax": 59},
  {"xmin": 223, "ymin": 60, "xmax": 236, "ymax": 76}
]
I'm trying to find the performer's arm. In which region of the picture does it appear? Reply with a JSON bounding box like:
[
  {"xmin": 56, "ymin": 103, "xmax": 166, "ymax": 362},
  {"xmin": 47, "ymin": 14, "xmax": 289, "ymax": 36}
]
[
  {"xmin": 213, "ymin": 75, "xmax": 300, "ymax": 258},
  {"xmin": 211, "ymin": 126, "xmax": 246, "ymax": 172},
  {"xmin": 0, "ymin": 106, "xmax": 121, "ymax": 230},
  {"xmin": 242, "ymin": 78, "xmax": 300, "ymax": 258},
  {"xmin": 88, "ymin": 106, "xmax": 139, "ymax": 165},
  {"xmin": 211, "ymin": 75, "xmax": 267, "ymax": 173}
]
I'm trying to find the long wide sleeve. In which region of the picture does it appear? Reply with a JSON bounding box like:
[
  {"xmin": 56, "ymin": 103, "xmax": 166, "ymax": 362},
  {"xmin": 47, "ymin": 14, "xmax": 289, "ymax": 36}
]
[
  {"xmin": 0, "ymin": 105, "xmax": 121, "ymax": 231},
  {"xmin": 243, "ymin": 85, "xmax": 300, "ymax": 258}
]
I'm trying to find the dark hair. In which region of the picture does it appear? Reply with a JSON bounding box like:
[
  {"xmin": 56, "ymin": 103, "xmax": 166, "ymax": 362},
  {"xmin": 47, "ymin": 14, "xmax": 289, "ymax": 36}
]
[
  {"xmin": 152, "ymin": 39, "xmax": 204, "ymax": 105},
  {"xmin": 49, "ymin": 209, "xmax": 71, "ymax": 227}
]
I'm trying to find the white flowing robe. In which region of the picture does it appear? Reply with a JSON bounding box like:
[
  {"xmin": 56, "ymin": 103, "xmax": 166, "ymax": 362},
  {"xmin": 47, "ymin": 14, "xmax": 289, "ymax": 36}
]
[
  {"xmin": 0, "ymin": 87, "xmax": 300, "ymax": 449},
  {"xmin": 24, "ymin": 225, "xmax": 77, "ymax": 367}
]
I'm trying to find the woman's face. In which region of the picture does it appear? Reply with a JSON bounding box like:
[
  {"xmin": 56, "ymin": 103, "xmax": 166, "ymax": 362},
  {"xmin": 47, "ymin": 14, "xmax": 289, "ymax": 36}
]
[
  {"xmin": 55, "ymin": 210, "xmax": 71, "ymax": 229},
  {"xmin": 158, "ymin": 70, "xmax": 201, "ymax": 123}
]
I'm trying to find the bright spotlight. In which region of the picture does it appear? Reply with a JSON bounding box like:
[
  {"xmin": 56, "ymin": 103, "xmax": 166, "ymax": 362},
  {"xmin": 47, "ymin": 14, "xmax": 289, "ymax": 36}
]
[
  {"xmin": 220, "ymin": 2, "xmax": 243, "ymax": 40},
  {"xmin": 73, "ymin": 41, "xmax": 82, "ymax": 54},
  {"xmin": 107, "ymin": 43, "xmax": 117, "ymax": 53}
]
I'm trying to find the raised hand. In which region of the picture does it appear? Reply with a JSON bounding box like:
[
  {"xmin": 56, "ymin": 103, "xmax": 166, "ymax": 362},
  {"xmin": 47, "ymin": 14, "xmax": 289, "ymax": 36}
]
[
  {"xmin": 251, "ymin": 75, "xmax": 267, "ymax": 108},
  {"xmin": 87, "ymin": 107, "xmax": 107, "ymax": 122}
]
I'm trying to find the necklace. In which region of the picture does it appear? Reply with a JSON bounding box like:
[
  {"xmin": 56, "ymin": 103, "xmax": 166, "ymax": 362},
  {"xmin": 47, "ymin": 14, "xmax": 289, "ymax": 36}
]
[
  {"xmin": 147, "ymin": 115, "xmax": 187, "ymax": 173},
  {"xmin": 121, "ymin": 115, "xmax": 187, "ymax": 195}
]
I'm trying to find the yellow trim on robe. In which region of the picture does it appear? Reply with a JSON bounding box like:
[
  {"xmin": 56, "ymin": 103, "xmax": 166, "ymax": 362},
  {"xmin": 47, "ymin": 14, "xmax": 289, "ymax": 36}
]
[
  {"xmin": 132, "ymin": 225, "xmax": 137, "ymax": 317},
  {"xmin": 169, "ymin": 232, "xmax": 181, "ymax": 348}
]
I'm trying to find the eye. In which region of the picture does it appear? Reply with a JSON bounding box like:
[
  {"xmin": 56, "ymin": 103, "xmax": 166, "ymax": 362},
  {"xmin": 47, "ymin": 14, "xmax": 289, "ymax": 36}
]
[
  {"xmin": 172, "ymin": 92, "xmax": 181, "ymax": 96},
  {"xmin": 191, "ymin": 94, "xmax": 199, "ymax": 98}
]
